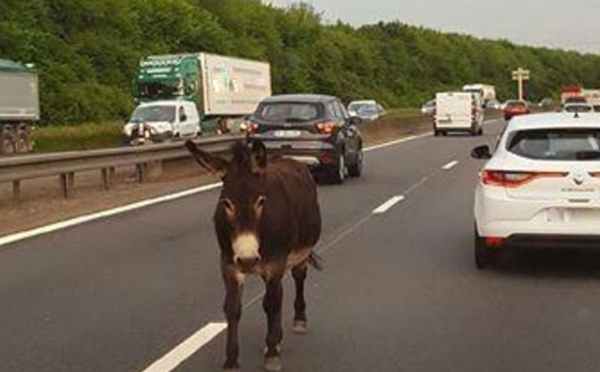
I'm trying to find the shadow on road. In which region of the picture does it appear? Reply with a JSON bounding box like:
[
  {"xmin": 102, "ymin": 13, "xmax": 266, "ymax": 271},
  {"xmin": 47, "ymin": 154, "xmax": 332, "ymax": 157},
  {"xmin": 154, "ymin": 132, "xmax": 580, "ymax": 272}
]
[{"xmin": 498, "ymin": 248, "xmax": 600, "ymax": 279}]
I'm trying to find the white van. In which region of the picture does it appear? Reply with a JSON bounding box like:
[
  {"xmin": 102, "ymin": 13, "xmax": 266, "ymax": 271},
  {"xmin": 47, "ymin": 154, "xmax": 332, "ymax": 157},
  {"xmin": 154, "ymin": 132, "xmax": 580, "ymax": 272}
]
[
  {"xmin": 123, "ymin": 100, "xmax": 201, "ymax": 145},
  {"xmin": 434, "ymin": 92, "xmax": 484, "ymax": 136}
]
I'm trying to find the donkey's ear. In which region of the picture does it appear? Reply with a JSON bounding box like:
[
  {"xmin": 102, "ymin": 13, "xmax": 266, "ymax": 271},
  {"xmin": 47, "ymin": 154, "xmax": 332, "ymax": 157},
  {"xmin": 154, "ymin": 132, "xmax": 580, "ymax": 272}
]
[
  {"xmin": 250, "ymin": 140, "xmax": 268, "ymax": 172},
  {"xmin": 185, "ymin": 140, "xmax": 229, "ymax": 178}
]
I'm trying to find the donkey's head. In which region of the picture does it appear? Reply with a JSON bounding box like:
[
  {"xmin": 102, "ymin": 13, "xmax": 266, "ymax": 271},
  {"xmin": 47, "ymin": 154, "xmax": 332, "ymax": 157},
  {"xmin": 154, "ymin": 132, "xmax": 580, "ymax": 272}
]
[{"xmin": 185, "ymin": 140, "xmax": 268, "ymax": 272}]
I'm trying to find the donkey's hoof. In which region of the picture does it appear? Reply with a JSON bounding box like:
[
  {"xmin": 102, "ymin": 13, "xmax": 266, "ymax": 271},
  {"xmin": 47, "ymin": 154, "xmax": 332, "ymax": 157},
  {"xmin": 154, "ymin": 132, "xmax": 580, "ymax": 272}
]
[
  {"xmin": 265, "ymin": 355, "xmax": 283, "ymax": 372},
  {"xmin": 223, "ymin": 361, "xmax": 240, "ymax": 372},
  {"xmin": 292, "ymin": 320, "xmax": 307, "ymax": 334}
]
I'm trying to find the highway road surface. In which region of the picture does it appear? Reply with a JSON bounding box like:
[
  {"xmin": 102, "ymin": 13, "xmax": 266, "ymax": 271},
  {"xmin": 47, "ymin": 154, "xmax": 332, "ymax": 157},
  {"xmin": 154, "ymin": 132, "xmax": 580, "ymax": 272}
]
[{"xmin": 3, "ymin": 119, "xmax": 600, "ymax": 372}]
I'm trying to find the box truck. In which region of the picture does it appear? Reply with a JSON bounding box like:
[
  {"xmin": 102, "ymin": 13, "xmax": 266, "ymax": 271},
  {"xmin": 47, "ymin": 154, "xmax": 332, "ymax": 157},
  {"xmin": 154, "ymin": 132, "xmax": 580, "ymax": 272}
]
[
  {"xmin": 0, "ymin": 59, "xmax": 38, "ymax": 154},
  {"xmin": 124, "ymin": 53, "xmax": 271, "ymax": 145}
]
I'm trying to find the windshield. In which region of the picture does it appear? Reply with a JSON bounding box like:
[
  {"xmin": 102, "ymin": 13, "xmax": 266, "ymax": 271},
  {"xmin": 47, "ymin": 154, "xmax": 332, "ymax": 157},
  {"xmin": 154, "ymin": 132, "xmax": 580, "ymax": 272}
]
[
  {"xmin": 564, "ymin": 105, "xmax": 593, "ymax": 113},
  {"xmin": 130, "ymin": 105, "xmax": 176, "ymax": 122},
  {"xmin": 357, "ymin": 105, "xmax": 378, "ymax": 114},
  {"xmin": 255, "ymin": 102, "xmax": 322, "ymax": 122},
  {"xmin": 137, "ymin": 80, "xmax": 184, "ymax": 98},
  {"xmin": 507, "ymin": 128, "xmax": 600, "ymax": 160},
  {"xmin": 506, "ymin": 101, "xmax": 526, "ymax": 108}
]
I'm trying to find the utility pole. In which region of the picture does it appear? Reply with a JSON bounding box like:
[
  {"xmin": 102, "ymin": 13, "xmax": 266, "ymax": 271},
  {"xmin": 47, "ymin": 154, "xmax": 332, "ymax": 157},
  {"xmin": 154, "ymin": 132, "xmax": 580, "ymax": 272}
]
[{"xmin": 512, "ymin": 67, "xmax": 530, "ymax": 101}]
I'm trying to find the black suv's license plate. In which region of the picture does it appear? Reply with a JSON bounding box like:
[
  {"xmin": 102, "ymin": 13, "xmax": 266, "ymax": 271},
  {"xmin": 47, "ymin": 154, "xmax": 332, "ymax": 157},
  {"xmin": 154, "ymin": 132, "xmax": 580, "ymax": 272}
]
[{"xmin": 273, "ymin": 130, "xmax": 301, "ymax": 138}]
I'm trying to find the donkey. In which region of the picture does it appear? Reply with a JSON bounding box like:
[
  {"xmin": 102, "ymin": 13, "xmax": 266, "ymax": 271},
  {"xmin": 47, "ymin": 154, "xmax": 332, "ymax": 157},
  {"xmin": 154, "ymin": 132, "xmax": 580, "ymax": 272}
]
[{"xmin": 185, "ymin": 140, "xmax": 322, "ymax": 372}]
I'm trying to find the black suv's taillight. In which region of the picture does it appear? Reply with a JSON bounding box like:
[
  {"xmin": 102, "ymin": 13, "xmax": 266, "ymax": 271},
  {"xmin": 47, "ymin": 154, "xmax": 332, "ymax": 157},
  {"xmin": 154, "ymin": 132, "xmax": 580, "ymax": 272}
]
[
  {"xmin": 241, "ymin": 121, "xmax": 259, "ymax": 134},
  {"xmin": 315, "ymin": 121, "xmax": 339, "ymax": 135}
]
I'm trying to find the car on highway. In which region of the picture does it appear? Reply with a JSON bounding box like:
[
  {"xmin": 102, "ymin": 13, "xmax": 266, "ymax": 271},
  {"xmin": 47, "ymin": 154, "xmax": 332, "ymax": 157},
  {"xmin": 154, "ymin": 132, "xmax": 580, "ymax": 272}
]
[
  {"xmin": 347, "ymin": 100, "xmax": 386, "ymax": 121},
  {"xmin": 484, "ymin": 99, "xmax": 501, "ymax": 110},
  {"xmin": 421, "ymin": 99, "xmax": 436, "ymax": 115},
  {"xmin": 245, "ymin": 94, "xmax": 364, "ymax": 184},
  {"xmin": 563, "ymin": 102, "xmax": 595, "ymax": 114},
  {"xmin": 503, "ymin": 100, "xmax": 530, "ymax": 121},
  {"xmin": 471, "ymin": 113, "xmax": 600, "ymax": 268},
  {"xmin": 434, "ymin": 91, "xmax": 484, "ymax": 136},
  {"xmin": 538, "ymin": 97, "xmax": 554, "ymax": 108}
]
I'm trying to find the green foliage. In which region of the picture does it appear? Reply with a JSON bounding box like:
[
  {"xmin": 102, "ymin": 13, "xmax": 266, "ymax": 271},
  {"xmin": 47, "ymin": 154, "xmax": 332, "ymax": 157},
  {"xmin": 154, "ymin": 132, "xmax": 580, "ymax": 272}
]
[
  {"xmin": 33, "ymin": 122, "xmax": 124, "ymax": 152},
  {"xmin": 2, "ymin": 0, "xmax": 600, "ymax": 125}
]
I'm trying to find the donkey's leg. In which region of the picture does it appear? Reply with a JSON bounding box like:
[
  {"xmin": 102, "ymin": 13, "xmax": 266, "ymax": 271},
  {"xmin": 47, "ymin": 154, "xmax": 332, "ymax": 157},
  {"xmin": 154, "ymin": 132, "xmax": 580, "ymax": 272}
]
[
  {"xmin": 291, "ymin": 262, "xmax": 309, "ymax": 334},
  {"xmin": 222, "ymin": 263, "xmax": 244, "ymax": 372},
  {"xmin": 262, "ymin": 274, "xmax": 284, "ymax": 372}
]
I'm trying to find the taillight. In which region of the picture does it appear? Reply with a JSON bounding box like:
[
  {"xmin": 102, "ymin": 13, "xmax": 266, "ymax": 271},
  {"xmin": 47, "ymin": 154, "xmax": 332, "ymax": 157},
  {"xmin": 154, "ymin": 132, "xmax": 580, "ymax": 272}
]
[
  {"xmin": 485, "ymin": 237, "xmax": 504, "ymax": 247},
  {"xmin": 316, "ymin": 121, "xmax": 338, "ymax": 135},
  {"xmin": 242, "ymin": 122, "xmax": 259, "ymax": 134},
  {"xmin": 481, "ymin": 170, "xmax": 567, "ymax": 188}
]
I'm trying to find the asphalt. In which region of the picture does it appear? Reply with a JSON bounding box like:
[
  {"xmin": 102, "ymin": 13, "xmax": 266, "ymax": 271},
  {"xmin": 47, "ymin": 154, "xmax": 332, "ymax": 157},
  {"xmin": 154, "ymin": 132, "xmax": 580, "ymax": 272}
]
[{"xmin": 3, "ymin": 119, "xmax": 600, "ymax": 372}]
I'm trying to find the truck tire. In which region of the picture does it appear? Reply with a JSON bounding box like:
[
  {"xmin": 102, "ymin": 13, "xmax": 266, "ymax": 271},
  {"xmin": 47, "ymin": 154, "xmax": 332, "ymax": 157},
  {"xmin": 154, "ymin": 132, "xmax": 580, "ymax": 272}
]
[
  {"xmin": 1, "ymin": 133, "xmax": 15, "ymax": 155},
  {"xmin": 15, "ymin": 133, "xmax": 30, "ymax": 153}
]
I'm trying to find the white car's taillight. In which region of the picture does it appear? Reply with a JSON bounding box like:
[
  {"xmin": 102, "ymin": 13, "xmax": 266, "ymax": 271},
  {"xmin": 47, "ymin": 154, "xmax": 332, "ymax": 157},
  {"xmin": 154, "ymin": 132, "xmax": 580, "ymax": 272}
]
[{"xmin": 481, "ymin": 170, "xmax": 568, "ymax": 188}]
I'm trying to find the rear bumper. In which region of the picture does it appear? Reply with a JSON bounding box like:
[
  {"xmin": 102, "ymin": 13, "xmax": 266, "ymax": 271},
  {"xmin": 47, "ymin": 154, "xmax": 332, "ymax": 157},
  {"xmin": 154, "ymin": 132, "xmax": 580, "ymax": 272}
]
[
  {"xmin": 247, "ymin": 136, "xmax": 338, "ymax": 169},
  {"xmin": 504, "ymin": 234, "xmax": 600, "ymax": 249},
  {"xmin": 475, "ymin": 185, "xmax": 600, "ymax": 245}
]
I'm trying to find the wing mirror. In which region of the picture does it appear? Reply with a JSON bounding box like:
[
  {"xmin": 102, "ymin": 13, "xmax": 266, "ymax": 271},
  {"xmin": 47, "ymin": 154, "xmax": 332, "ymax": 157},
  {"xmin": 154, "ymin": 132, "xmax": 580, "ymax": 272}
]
[
  {"xmin": 180, "ymin": 114, "xmax": 188, "ymax": 122},
  {"xmin": 349, "ymin": 116, "xmax": 362, "ymax": 126},
  {"xmin": 471, "ymin": 145, "xmax": 492, "ymax": 159}
]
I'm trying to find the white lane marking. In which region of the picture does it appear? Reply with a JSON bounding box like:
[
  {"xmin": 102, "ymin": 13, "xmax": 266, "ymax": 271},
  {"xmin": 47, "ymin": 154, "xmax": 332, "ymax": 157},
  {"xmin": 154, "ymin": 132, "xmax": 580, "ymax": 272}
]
[
  {"xmin": 372, "ymin": 196, "xmax": 405, "ymax": 214},
  {"xmin": 442, "ymin": 160, "xmax": 459, "ymax": 170},
  {"xmin": 2, "ymin": 117, "xmax": 504, "ymax": 247},
  {"xmin": 364, "ymin": 132, "xmax": 432, "ymax": 152},
  {"xmin": 139, "ymin": 322, "xmax": 227, "ymax": 372},
  {"xmin": 0, "ymin": 182, "xmax": 223, "ymax": 248}
]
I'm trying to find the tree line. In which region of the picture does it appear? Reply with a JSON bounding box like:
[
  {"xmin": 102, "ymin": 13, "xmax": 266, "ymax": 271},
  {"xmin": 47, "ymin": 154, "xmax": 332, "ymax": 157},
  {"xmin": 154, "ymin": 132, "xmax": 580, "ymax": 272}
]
[{"xmin": 2, "ymin": 0, "xmax": 600, "ymax": 124}]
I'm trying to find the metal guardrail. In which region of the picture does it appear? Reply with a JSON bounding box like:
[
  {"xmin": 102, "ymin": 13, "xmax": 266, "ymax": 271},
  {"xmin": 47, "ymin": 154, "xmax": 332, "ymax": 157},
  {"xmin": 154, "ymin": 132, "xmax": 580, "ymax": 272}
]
[{"xmin": 0, "ymin": 135, "xmax": 243, "ymax": 199}]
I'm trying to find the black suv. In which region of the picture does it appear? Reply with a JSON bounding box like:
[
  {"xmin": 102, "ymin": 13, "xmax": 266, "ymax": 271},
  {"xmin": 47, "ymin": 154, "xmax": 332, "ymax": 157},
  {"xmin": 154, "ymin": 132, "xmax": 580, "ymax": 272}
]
[{"xmin": 245, "ymin": 94, "xmax": 363, "ymax": 183}]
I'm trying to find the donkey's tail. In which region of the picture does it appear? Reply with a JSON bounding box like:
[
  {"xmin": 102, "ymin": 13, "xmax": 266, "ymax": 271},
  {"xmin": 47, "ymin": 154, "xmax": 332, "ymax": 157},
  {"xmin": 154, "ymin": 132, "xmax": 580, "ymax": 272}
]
[{"xmin": 308, "ymin": 252, "xmax": 323, "ymax": 271}]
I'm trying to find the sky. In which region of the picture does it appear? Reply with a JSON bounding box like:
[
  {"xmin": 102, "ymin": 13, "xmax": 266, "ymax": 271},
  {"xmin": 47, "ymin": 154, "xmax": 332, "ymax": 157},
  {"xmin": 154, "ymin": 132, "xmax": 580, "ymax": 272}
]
[{"xmin": 267, "ymin": 0, "xmax": 599, "ymax": 54}]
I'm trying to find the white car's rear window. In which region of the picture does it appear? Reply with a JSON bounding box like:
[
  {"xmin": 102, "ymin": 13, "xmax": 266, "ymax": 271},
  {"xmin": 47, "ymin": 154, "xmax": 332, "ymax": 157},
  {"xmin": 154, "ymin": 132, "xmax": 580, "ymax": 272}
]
[{"xmin": 507, "ymin": 128, "xmax": 600, "ymax": 160}]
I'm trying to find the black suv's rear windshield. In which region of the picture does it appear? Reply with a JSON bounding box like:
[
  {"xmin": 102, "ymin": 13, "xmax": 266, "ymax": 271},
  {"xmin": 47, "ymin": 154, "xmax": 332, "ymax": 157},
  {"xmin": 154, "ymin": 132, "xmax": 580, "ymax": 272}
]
[
  {"xmin": 255, "ymin": 102, "xmax": 323, "ymax": 122},
  {"xmin": 507, "ymin": 128, "xmax": 600, "ymax": 160}
]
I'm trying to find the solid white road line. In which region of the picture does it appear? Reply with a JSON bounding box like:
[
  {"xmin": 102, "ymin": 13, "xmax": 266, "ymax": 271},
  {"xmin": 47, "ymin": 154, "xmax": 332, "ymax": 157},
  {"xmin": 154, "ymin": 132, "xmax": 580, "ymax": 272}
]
[
  {"xmin": 0, "ymin": 182, "xmax": 223, "ymax": 248},
  {"xmin": 372, "ymin": 196, "xmax": 405, "ymax": 215},
  {"xmin": 3, "ymin": 117, "xmax": 507, "ymax": 247},
  {"xmin": 442, "ymin": 160, "xmax": 459, "ymax": 170},
  {"xmin": 139, "ymin": 322, "xmax": 227, "ymax": 372},
  {"xmin": 0, "ymin": 131, "xmax": 436, "ymax": 247}
]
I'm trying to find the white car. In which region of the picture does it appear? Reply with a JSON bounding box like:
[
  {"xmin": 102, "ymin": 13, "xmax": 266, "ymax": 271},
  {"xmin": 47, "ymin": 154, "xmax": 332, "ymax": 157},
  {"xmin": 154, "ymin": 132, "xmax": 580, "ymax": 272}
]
[
  {"xmin": 421, "ymin": 99, "xmax": 436, "ymax": 115},
  {"xmin": 472, "ymin": 113, "xmax": 600, "ymax": 268},
  {"xmin": 347, "ymin": 100, "xmax": 386, "ymax": 121}
]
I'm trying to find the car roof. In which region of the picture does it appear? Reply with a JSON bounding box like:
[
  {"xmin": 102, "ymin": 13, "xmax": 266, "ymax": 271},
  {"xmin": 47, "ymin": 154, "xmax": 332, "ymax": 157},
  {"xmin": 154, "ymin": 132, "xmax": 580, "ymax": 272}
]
[
  {"xmin": 349, "ymin": 100, "xmax": 377, "ymax": 105},
  {"xmin": 139, "ymin": 100, "xmax": 190, "ymax": 107},
  {"xmin": 507, "ymin": 112, "xmax": 600, "ymax": 131},
  {"xmin": 261, "ymin": 94, "xmax": 338, "ymax": 104}
]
